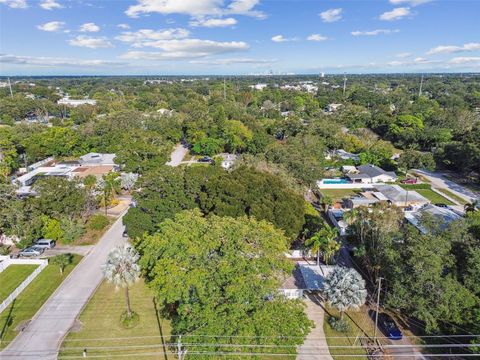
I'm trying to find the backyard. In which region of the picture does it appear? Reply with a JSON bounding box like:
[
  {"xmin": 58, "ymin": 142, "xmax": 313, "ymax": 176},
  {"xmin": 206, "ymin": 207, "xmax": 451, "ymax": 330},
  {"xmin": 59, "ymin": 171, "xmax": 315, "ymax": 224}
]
[
  {"xmin": 321, "ymin": 189, "xmax": 360, "ymax": 202},
  {"xmin": 0, "ymin": 255, "xmax": 81, "ymax": 348},
  {"xmin": 0, "ymin": 265, "xmax": 38, "ymax": 303},
  {"xmin": 59, "ymin": 280, "xmax": 174, "ymax": 360}
]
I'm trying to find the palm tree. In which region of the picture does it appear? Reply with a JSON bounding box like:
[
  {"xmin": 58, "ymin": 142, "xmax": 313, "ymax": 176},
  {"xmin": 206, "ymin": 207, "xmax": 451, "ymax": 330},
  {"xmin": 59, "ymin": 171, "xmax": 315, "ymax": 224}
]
[
  {"xmin": 305, "ymin": 225, "xmax": 340, "ymax": 265},
  {"xmin": 464, "ymin": 200, "xmax": 478, "ymax": 213},
  {"xmin": 102, "ymin": 244, "xmax": 141, "ymax": 318},
  {"xmin": 323, "ymin": 266, "xmax": 367, "ymax": 320},
  {"xmin": 98, "ymin": 172, "xmax": 121, "ymax": 215},
  {"xmin": 321, "ymin": 195, "xmax": 333, "ymax": 212},
  {"xmin": 50, "ymin": 253, "xmax": 73, "ymax": 275}
]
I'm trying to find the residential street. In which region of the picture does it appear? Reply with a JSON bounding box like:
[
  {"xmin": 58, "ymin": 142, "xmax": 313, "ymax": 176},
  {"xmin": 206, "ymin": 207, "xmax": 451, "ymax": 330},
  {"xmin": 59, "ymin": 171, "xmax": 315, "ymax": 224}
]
[
  {"xmin": 1, "ymin": 213, "xmax": 128, "ymax": 360},
  {"xmin": 165, "ymin": 143, "xmax": 188, "ymax": 167},
  {"xmin": 414, "ymin": 169, "xmax": 479, "ymax": 203}
]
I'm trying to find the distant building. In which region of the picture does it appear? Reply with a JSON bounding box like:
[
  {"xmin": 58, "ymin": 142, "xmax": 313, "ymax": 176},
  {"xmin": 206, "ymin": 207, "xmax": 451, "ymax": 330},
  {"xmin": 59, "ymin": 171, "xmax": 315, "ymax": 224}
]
[
  {"xmin": 325, "ymin": 149, "xmax": 360, "ymax": 162},
  {"xmin": 79, "ymin": 153, "xmax": 116, "ymax": 167},
  {"xmin": 157, "ymin": 108, "xmax": 174, "ymax": 116},
  {"xmin": 250, "ymin": 83, "xmax": 268, "ymax": 90},
  {"xmin": 58, "ymin": 96, "xmax": 96, "ymax": 107},
  {"xmin": 218, "ymin": 153, "xmax": 238, "ymax": 170},
  {"xmin": 346, "ymin": 164, "xmax": 397, "ymax": 184},
  {"xmin": 325, "ymin": 103, "xmax": 343, "ymax": 113}
]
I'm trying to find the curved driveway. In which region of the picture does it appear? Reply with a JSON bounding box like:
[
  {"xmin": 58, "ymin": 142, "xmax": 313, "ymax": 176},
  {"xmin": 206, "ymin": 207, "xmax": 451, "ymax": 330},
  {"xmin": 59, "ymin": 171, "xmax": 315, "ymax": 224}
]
[{"xmin": 1, "ymin": 214, "xmax": 127, "ymax": 359}]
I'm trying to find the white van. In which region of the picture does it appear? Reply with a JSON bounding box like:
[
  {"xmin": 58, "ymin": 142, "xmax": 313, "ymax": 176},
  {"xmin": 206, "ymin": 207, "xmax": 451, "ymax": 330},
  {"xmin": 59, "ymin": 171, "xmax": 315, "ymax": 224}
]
[{"xmin": 34, "ymin": 239, "xmax": 56, "ymax": 249}]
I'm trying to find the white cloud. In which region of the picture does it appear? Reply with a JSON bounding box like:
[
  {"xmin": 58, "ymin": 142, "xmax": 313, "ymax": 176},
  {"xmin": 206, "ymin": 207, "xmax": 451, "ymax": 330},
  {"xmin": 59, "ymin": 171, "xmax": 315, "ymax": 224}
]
[
  {"xmin": 389, "ymin": 0, "xmax": 432, "ymax": 6},
  {"xmin": 126, "ymin": 0, "xmax": 264, "ymax": 19},
  {"xmin": 427, "ymin": 42, "xmax": 480, "ymax": 55},
  {"xmin": 271, "ymin": 35, "xmax": 297, "ymax": 42},
  {"xmin": 351, "ymin": 29, "xmax": 399, "ymax": 36},
  {"xmin": 307, "ymin": 34, "xmax": 328, "ymax": 42},
  {"xmin": 0, "ymin": 0, "xmax": 27, "ymax": 9},
  {"xmin": 37, "ymin": 21, "xmax": 65, "ymax": 32},
  {"xmin": 448, "ymin": 57, "xmax": 480, "ymax": 65},
  {"xmin": 116, "ymin": 28, "xmax": 190, "ymax": 46},
  {"xmin": 379, "ymin": 7, "xmax": 411, "ymax": 21},
  {"xmin": 117, "ymin": 23, "xmax": 130, "ymax": 30},
  {"xmin": 319, "ymin": 8, "xmax": 342, "ymax": 23},
  {"xmin": 68, "ymin": 36, "xmax": 114, "ymax": 48},
  {"xmin": 190, "ymin": 57, "xmax": 276, "ymax": 65},
  {"xmin": 40, "ymin": 0, "xmax": 63, "ymax": 10},
  {"xmin": 79, "ymin": 22, "xmax": 100, "ymax": 32},
  {"xmin": 190, "ymin": 17, "xmax": 237, "ymax": 27},
  {"xmin": 0, "ymin": 53, "xmax": 126, "ymax": 67},
  {"xmin": 396, "ymin": 52, "xmax": 412, "ymax": 58},
  {"xmin": 120, "ymin": 39, "xmax": 248, "ymax": 60}
]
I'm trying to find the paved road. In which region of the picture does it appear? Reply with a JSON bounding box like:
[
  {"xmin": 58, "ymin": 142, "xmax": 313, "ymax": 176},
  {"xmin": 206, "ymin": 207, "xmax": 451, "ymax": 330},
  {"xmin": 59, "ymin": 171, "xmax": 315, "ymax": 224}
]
[
  {"xmin": 1, "ymin": 214, "xmax": 128, "ymax": 360},
  {"xmin": 414, "ymin": 169, "xmax": 479, "ymax": 203},
  {"xmin": 165, "ymin": 143, "xmax": 188, "ymax": 167},
  {"xmin": 297, "ymin": 294, "xmax": 333, "ymax": 360}
]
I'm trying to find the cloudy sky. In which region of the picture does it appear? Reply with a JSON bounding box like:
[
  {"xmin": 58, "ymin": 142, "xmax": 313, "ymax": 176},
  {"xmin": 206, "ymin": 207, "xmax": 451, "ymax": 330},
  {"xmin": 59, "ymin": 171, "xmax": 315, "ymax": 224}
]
[{"xmin": 0, "ymin": 0, "xmax": 479, "ymax": 75}]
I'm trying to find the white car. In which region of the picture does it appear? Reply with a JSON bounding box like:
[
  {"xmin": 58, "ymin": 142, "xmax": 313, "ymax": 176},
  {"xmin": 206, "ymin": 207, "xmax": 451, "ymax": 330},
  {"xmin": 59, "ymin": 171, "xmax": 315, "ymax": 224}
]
[
  {"xmin": 34, "ymin": 239, "xmax": 56, "ymax": 249},
  {"xmin": 19, "ymin": 247, "xmax": 44, "ymax": 257}
]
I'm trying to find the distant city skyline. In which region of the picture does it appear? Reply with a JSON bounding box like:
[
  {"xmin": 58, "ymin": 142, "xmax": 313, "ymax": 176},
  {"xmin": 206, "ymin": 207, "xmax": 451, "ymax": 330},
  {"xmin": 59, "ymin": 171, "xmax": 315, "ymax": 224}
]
[{"xmin": 0, "ymin": 0, "xmax": 479, "ymax": 75}]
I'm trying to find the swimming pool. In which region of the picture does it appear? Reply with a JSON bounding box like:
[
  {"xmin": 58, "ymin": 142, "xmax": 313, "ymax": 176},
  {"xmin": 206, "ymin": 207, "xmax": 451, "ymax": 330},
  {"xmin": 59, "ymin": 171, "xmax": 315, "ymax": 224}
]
[{"xmin": 323, "ymin": 179, "xmax": 351, "ymax": 184}]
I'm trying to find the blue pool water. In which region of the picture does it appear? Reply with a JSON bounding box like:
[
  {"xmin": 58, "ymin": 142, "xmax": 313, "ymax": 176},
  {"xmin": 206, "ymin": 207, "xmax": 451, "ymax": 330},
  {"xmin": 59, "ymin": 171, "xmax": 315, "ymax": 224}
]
[{"xmin": 323, "ymin": 179, "xmax": 350, "ymax": 184}]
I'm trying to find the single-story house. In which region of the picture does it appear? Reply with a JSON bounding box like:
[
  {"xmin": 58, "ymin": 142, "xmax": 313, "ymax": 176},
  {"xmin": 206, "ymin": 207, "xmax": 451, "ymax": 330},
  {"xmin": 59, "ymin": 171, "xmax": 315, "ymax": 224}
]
[
  {"xmin": 326, "ymin": 149, "xmax": 360, "ymax": 162},
  {"xmin": 374, "ymin": 184, "xmax": 429, "ymax": 208},
  {"xmin": 405, "ymin": 204, "xmax": 462, "ymax": 234},
  {"xmin": 216, "ymin": 153, "xmax": 238, "ymax": 170},
  {"xmin": 325, "ymin": 103, "xmax": 343, "ymax": 113},
  {"xmin": 346, "ymin": 164, "xmax": 397, "ymax": 184},
  {"xmin": 79, "ymin": 153, "xmax": 116, "ymax": 167},
  {"xmin": 279, "ymin": 262, "xmax": 336, "ymax": 299},
  {"xmin": 57, "ymin": 96, "xmax": 96, "ymax": 107}
]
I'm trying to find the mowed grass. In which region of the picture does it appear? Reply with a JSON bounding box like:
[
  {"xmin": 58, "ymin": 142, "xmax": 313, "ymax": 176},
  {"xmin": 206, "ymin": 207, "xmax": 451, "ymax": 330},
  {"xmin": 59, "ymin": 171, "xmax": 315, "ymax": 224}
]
[
  {"xmin": 435, "ymin": 188, "xmax": 468, "ymax": 205},
  {"xmin": 414, "ymin": 189, "xmax": 454, "ymax": 205},
  {"xmin": 321, "ymin": 189, "xmax": 360, "ymax": 202},
  {"xmin": 0, "ymin": 255, "xmax": 81, "ymax": 348},
  {"xmin": 323, "ymin": 305, "xmax": 386, "ymax": 360},
  {"xmin": 59, "ymin": 280, "xmax": 174, "ymax": 360},
  {"xmin": 0, "ymin": 265, "xmax": 38, "ymax": 303}
]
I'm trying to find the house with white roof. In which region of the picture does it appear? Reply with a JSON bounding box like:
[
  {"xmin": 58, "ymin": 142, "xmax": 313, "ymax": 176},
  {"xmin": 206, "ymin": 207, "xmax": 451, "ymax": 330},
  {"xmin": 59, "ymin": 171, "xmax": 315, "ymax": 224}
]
[{"xmin": 346, "ymin": 164, "xmax": 397, "ymax": 184}]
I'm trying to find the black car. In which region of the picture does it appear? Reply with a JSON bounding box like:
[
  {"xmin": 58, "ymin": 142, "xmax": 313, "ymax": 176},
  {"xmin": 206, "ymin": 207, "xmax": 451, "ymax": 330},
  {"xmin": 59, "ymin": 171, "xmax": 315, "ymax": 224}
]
[
  {"xmin": 435, "ymin": 203, "xmax": 448, "ymax": 208},
  {"xmin": 198, "ymin": 156, "xmax": 213, "ymax": 163},
  {"xmin": 379, "ymin": 313, "xmax": 403, "ymax": 340}
]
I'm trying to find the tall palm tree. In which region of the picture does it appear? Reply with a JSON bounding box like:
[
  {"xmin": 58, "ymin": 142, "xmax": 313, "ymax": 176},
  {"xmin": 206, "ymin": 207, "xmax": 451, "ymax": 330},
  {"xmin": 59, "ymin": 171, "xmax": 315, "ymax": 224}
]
[
  {"xmin": 305, "ymin": 225, "xmax": 340, "ymax": 265},
  {"xmin": 464, "ymin": 200, "xmax": 478, "ymax": 213},
  {"xmin": 323, "ymin": 266, "xmax": 367, "ymax": 320},
  {"xmin": 102, "ymin": 244, "xmax": 141, "ymax": 318}
]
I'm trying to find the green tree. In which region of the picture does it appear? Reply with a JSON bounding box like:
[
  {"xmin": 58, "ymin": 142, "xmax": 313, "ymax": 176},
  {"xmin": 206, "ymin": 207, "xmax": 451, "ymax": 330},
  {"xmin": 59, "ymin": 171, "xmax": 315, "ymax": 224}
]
[
  {"xmin": 40, "ymin": 216, "xmax": 64, "ymax": 242},
  {"xmin": 139, "ymin": 210, "xmax": 312, "ymax": 353},
  {"xmin": 98, "ymin": 172, "xmax": 121, "ymax": 215},
  {"xmin": 305, "ymin": 225, "xmax": 340, "ymax": 265},
  {"xmin": 50, "ymin": 253, "xmax": 73, "ymax": 275}
]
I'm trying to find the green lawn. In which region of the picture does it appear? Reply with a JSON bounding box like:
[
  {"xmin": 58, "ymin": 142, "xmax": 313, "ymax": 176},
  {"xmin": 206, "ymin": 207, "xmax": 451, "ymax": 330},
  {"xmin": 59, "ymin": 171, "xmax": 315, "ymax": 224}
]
[
  {"xmin": 435, "ymin": 188, "xmax": 468, "ymax": 205},
  {"xmin": 323, "ymin": 305, "xmax": 387, "ymax": 360},
  {"xmin": 59, "ymin": 280, "xmax": 174, "ymax": 360},
  {"xmin": 414, "ymin": 189, "xmax": 454, "ymax": 205},
  {"xmin": 0, "ymin": 255, "xmax": 81, "ymax": 348},
  {"xmin": 0, "ymin": 265, "xmax": 38, "ymax": 303},
  {"xmin": 321, "ymin": 189, "xmax": 360, "ymax": 202}
]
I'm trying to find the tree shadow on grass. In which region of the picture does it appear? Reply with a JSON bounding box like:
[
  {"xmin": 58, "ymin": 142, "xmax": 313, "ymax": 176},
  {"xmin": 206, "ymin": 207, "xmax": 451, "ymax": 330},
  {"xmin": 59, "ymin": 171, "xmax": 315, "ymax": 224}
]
[
  {"xmin": 0, "ymin": 299, "xmax": 15, "ymax": 345},
  {"xmin": 153, "ymin": 297, "xmax": 168, "ymax": 360}
]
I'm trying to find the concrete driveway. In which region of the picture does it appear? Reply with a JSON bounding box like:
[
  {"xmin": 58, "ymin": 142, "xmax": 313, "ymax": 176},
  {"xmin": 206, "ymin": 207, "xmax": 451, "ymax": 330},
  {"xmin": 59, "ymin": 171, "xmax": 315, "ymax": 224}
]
[
  {"xmin": 166, "ymin": 143, "xmax": 188, "ymax": 167},
  {"xmin": 297, "ymin": 293, "xmax": 333, "ymax": 360},
  {"xmin": 1, "ymin": 213, "xmax": 128, "ymax": 360}
]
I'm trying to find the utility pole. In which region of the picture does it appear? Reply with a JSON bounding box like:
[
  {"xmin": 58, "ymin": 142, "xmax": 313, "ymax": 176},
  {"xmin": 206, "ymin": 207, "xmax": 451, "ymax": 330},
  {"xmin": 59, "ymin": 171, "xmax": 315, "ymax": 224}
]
[
  {"xmin": 343, "ymin": 72, "xmax": 347, "ymax": 97},
  {"xmin": 223, "ymin": 77, "xmax": 226, "ymax": 100},
  {"xmin": 418, "ymin": 74, "xmax": 424, "ymax": 97},
  {"xmin": 373, "ymin": 277, "xmax": 383, "ymax": 343},
  {"xmin": 7, "ymin": 77, "xmax": 13, "ymax": 98}
]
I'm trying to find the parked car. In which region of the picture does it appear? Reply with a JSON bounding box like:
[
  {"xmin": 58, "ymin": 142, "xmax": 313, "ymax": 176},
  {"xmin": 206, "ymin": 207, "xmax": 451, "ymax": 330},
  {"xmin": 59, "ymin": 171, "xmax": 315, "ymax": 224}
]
[
  {"xmin": 19, "ymin": 247, "xmax": 44, "ymax": 257},
  {"xmin": 198, "ymin": 156, "xmax": 213, "ymax": 163},
  {"xmin": 379, "ymin": 313, "xmax": 403, "ymax": 340},
  {"xmin": 34, "ymin": 239, "xmax": 56, "ymax": 249},
  {"xmin": 435, "ymin": 203, "xmax": 448, "ymax": 208},
  {"xmin": 401, "ymin": 178, "xmax": 417, "ymax": 184}
]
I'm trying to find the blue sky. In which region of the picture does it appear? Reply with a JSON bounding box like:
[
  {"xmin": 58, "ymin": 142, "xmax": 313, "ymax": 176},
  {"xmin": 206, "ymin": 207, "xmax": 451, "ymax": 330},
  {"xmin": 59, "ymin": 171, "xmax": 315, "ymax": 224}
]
[{"xmin": 0, "ymin": 0, "xmax": 479, "ymax": 75}]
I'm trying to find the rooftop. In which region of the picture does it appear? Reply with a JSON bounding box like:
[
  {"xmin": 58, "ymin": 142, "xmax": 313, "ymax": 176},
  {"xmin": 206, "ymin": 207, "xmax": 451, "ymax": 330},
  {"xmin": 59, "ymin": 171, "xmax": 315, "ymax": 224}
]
[
  {"xmin": 375, "ymin": 184, "xmax": 428, "ymax": 203},
  {"xmin": 356, "ymin": 164, "xmax": 397, "ymax": 179}
]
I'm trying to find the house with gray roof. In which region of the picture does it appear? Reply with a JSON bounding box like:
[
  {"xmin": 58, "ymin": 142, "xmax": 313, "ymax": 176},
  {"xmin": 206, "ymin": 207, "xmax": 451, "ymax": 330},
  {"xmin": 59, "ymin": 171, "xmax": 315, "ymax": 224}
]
[
  {"xmin": 374, "ymin": 184, "xmax": 429, "ymax": 208},
  {"xmin": 346, "ymin": 164, "xmax": 397, "ymax": 184}
]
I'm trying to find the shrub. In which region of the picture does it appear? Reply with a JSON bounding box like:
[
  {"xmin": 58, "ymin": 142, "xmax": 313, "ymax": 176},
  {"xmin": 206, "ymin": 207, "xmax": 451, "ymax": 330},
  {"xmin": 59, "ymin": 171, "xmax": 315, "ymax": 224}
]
[
  {"xmin": 399, "ymin": 183, "xmax": 431, "ymax": 190},
  {"xmin": 87, "ymin": 214, "xmax": 109, "ymax": 231},
  {"xmin": 60, "ymin": 218, "xmax": 85, "ymax": 244},
  {"xmin": 328, "ymin": 315, "xmax": 351, "ymax": 333}
]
